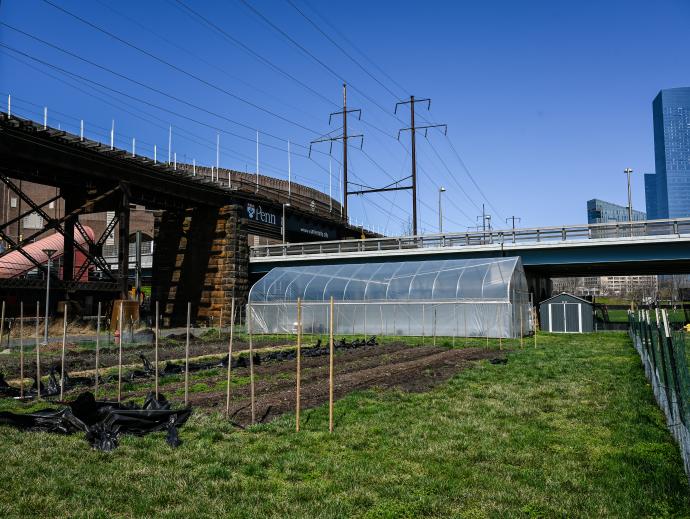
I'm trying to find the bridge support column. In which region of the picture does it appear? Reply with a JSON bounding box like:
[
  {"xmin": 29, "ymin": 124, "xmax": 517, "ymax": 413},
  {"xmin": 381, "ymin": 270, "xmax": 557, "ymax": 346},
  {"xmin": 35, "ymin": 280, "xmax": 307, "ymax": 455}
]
[
  {"xmin": 151, "ymin": 203, "xmax": 249, "ymax": 327},
  {"xmin": 526, "ymin": 273, "xmax": 552, "ymax": 304}
]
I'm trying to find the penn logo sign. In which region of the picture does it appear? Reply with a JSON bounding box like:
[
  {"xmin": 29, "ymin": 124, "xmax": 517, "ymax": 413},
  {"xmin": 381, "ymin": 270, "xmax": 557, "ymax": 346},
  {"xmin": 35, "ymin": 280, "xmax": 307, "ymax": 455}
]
[{"xmin": 246, "ymin": 203, "xmax": 277, "ymax": 225}]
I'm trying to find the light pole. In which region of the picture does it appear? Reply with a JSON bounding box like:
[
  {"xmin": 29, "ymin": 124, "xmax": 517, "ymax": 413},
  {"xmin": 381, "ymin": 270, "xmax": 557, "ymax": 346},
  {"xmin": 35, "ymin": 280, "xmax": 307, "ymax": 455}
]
[
  {"xmin": 282, "ymin": 203, "xmax": 291, "ymax": 244},
  {"xmin": 42, "ymin": 248, "xmax": 56, "ymax": 345},
  {"xmin": 624, "ymin": 168, "xmax": 634, "ymax": 222},
  {"xmin": 438, "ymin": 187, "xmax": 446, "ymax": 233}
]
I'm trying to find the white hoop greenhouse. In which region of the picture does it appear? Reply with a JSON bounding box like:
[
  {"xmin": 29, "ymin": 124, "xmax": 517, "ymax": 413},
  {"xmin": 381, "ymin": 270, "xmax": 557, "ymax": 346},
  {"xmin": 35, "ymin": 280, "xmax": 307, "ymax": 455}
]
[{"xmin": 248, "ymin": 257, "xmax": 532, "ymax": 338}]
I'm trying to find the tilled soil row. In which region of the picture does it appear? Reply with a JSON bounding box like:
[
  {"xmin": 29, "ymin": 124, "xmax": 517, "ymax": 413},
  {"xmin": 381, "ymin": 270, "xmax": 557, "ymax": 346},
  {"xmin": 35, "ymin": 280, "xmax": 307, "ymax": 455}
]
[
  {"xmin": 0, "ymin": 339, "xmax": 261, "ymax": 378},
  {"xmin": 90, "ymin": 342, "xmax": 425, "ymax": 402},
  {"xmin": 191, "ymin": 346, "xmax": 501, "ymax": 426}
]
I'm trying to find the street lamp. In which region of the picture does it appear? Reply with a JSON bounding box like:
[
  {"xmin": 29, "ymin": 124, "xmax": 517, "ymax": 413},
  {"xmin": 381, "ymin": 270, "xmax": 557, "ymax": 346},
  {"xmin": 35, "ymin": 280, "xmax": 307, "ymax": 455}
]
[
  {"xmin": 282, "ymin": 203, "xmax": 291, "ymax": 244},
  {"xmin": 624, "ymin": 168, "xmax": 634, "ymax": 222},
  {"xmin": 438, "ymin": 187, "xmax": 446, "ymax": 233},
  {"xmin": 42, "ymin": 248, "xmax": 56, "ymax": 345}
]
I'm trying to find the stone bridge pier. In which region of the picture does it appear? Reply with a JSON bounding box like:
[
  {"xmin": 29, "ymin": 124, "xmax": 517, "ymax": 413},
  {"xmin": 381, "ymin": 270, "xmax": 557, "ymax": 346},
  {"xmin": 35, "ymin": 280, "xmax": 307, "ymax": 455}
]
[{"xmin": 152, "ymin": 204, "xmax": 249, "ymax": 327}]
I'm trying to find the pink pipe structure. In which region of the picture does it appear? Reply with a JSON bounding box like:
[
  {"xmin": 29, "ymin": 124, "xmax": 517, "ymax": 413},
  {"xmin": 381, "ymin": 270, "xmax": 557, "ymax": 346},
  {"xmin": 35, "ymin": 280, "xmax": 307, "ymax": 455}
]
[{"xmin": 0, "ymin": 226, "xmax": 95, "ymax": 280}]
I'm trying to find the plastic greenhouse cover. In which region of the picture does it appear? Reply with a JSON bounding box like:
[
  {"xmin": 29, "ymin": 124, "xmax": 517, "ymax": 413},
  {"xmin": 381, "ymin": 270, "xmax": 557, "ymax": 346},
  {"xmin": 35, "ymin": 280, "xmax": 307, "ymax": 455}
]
[
  {"xmin": 249, "ymin": 257, "xmax": 525, "ymax": 303},
  {"xmin": 248, "ymin": 257, "xmax": 532, "ymax": 337}
]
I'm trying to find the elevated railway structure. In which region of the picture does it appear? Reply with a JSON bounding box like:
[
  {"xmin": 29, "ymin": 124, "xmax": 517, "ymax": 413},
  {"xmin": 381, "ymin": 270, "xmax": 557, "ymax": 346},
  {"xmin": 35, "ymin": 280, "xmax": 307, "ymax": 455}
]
[{"xmin": 0, "ymin": 112, "xmax": 371, "ymax": 324}]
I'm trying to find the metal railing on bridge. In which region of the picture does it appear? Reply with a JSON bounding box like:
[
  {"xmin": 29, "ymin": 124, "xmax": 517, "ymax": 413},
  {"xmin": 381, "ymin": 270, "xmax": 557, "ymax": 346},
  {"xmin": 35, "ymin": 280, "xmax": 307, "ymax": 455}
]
[{"xmin": 250, "ymin": 217, "xmax": 690, "ymax": 259}]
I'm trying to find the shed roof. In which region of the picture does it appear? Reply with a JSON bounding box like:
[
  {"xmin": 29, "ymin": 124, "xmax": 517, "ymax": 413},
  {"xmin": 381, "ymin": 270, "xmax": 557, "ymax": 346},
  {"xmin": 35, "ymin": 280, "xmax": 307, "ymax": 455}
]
[{"xmin": 539, "ymin": 293, "xmax": 593, "ymax": 306}]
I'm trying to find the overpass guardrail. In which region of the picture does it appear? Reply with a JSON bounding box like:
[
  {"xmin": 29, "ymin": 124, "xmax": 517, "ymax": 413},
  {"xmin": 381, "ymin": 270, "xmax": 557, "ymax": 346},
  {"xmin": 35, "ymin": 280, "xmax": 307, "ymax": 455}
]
[{"xmin": 250, "ymin": 217, "xmax": 690, "ymax": 259}]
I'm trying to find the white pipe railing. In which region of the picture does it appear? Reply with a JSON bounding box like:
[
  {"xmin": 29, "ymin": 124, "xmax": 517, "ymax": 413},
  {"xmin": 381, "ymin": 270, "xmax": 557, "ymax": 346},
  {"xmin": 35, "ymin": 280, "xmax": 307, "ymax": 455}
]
[{"xmin": 250, "ymin": 217, "xmax": 690, "ymax": 258}]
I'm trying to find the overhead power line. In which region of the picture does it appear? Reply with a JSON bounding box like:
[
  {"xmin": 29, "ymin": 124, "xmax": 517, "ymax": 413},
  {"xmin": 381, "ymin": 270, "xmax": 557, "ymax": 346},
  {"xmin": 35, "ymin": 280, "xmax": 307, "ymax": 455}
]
[{"xmin": 38, "ymin": 0, "xmax": 319, "ymax": 134}]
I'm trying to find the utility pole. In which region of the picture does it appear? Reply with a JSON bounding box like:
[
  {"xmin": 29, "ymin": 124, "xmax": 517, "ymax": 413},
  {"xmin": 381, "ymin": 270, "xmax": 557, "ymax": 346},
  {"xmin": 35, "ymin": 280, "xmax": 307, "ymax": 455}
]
[
  {"xmin": 506, "ymin": 216, "xmax": 521, "ymax": 230},
  {"xmin": 396, "ymin": 96, "xmax": 447, "ymax": 236},
  {"xmin": 624, "ymin": 168, "xmax": 633, "ymax": 221},
  {"xmin": 310, "ymin": 84, "xmax": 363, "ymax": 223},
  {"xmin": 477, "ymin": 204, "xmax": 492, "ymax": 243}
]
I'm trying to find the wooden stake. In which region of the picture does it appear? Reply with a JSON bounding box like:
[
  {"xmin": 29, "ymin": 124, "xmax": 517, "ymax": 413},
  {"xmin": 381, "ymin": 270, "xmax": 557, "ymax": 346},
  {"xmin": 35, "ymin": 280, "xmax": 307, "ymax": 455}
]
[
  {"xmin": 296, "ymin": 298, "xmax": 302, "ymax": 432},
  {"xmin": 117, "ymin": 301, "xmax": 123, "ymax": 403},
  {"xmin": 184, "ymin": 302, "xmax": 191, "ymax": 406},
  {"xmin": 35, "ymin": 302, "xmax": 40, "ymax": 400},
  {"xmin": 533, "ymin": 307, "xmax": 538, "ymax": 348},
  {"xmin": 155, "ymin": 300, "xmax": 159, "ymax": 400},
  {"xmin": 329, "ymin": 296, "xmax": 334, "ymax": 433},
  {"xmin": 0, "ymin": 300, "xmax": 5, "ymax": 350},
  {"xmin": 520, "ymin": 305, "xmax": 524, "ymax": 349},
  {"xmin": 219, "ymin": 302, "xmax": 223, "ymax": 339},
  {"xmin": 225, "ymin": 297, "xmax": 235, "ymax": 419},
  {"xmin": 19, "ymin": 301, "xmax": 24, "ymax": 398},
  {"xmin": 433, "ymin": 307, "xmax": 437, "ymax": 347},
  {"xmin": 452, "ymin": 304, "xmax": 456, "ymax": 348},
  {"xmin": 60, "ymin": 303, "xmax": 67, "ymax": 401},
  {"xmin": 497, "ymin": 304, "xmax": 502, "ymax": 350},
  {"xmin": 248, "ymin": 305, "xmax": 256, "ymax": 425},
  {"xmin": 95, "ymin": 302, "xmax": 101, "ymax": 397},
  {"xmin": 464, "ymin": 305, "xmax": 468, "ymax": 347}
]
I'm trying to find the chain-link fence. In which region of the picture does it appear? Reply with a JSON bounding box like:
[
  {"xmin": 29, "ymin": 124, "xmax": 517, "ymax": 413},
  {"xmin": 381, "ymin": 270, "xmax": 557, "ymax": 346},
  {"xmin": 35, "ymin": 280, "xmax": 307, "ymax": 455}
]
[{"xmin": 629, "ymin": 310, "xmax": 690, "ymax": 481}]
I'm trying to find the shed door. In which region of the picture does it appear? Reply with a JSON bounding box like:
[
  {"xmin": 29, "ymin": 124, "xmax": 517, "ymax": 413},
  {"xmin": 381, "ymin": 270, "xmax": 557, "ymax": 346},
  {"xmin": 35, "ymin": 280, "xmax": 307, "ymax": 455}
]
[
  {"xmin": 549, "ymin": 303, "xmax": 565, "ymax": 332},
  {"xmin": 548, "ymin": 302, "xmax": 582, "ymax": 333},
  {"xmin": 564, "ymin": 303, "xmax": 582, "ymax": 333}
]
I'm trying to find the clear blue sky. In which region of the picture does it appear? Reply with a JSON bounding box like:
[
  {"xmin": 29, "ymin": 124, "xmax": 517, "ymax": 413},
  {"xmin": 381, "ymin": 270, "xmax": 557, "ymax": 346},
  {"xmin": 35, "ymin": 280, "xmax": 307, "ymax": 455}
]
[{"xmin": 1, "ymin": 0, "xmax": 689, "ymax": 234}]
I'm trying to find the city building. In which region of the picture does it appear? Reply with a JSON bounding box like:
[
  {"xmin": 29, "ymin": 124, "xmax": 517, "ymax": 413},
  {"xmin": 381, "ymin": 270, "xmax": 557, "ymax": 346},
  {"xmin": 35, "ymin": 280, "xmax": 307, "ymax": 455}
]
[
  {"xmin": 644, "ymin": 87, "xmax": 690, "ymax": 219},
  {"xmin": 551, "ymin": 199, "xmax": 657, "ymax": 298},
  {"xmin": 586, "ymin": 198, "xmax": 646, "ymax": 224}
]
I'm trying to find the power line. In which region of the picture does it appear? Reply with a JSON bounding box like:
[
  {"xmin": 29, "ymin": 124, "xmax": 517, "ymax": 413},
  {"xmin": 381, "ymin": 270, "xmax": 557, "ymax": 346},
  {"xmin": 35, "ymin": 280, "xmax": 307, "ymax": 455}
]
[
  {"xmin": 169, "ymin": 0, "xmax": 338, "ymax": 110},
  {"xmin": 300, "ymin": 0, "xmax": 409, "ymax": 98},
  {"xmin": 284, "ymin": 0, "xmax": 400, "ymax": 100},
  {"xmin": 0, "ymin": 27, "xmax": 327, "ymax": 156},
  {"xmin": 236, "ymin": 0, "xmax": 408, "ymax": 129},
  {"xmin": 38, "ymin": 0, "xmax": 319, "ymax": 134},
  {"xmin": 0, "ymin": 44, "xmax": 338, "ymax": 182},
  {"xmin": 93, "ymin": 0, "xmax": 325, "ymax": 128}
]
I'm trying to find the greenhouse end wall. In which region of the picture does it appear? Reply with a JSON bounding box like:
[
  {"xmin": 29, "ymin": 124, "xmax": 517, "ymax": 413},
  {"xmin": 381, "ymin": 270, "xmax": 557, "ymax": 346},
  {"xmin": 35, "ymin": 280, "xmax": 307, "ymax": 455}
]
[{"xmin": 248, "ymin": 257, "xmax": 532, "ymax": 338}]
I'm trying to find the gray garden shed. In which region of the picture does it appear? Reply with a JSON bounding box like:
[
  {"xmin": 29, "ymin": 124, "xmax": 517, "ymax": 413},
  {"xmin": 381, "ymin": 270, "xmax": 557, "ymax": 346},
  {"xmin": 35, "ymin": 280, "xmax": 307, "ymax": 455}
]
[{"xmin": 539, "ymin": 293, "xmax": 594, "ymax": 333}]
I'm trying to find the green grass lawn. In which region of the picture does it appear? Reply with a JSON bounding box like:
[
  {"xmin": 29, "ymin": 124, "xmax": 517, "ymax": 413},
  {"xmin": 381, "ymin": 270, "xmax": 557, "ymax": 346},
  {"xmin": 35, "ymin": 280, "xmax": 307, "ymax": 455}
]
[{"xmin": 0, "ymin": 333, "xmax": 688, "ymax": 517}]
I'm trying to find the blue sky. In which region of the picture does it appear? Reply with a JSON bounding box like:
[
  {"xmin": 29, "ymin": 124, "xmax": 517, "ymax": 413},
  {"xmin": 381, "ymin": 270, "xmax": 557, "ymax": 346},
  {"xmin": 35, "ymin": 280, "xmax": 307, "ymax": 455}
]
[{"xmin": 1, "ymin": 0, "xmax": 689, "ymax": 234}]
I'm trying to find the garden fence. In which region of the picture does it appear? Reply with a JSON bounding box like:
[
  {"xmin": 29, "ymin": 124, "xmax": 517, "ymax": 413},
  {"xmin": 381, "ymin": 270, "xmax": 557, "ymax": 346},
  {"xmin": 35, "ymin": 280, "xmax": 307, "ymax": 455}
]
[{"xmin": 628, "ymin": 310, "xmax": 690, "ymax": 481}]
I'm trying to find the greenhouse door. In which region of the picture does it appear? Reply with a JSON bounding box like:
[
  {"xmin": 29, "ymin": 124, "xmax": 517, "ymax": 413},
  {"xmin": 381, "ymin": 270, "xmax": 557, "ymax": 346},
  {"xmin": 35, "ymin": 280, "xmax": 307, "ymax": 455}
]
[{"xmin": 548, "ymin": 302, "xmax": 582, "ymax": 333}]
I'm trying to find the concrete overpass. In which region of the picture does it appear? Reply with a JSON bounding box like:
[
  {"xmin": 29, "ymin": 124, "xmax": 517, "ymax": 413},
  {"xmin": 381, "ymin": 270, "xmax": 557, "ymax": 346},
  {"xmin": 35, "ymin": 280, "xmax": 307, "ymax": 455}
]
[{"xmin": 249, "ymin": 218, "xmax": 690, "ymax": 299}]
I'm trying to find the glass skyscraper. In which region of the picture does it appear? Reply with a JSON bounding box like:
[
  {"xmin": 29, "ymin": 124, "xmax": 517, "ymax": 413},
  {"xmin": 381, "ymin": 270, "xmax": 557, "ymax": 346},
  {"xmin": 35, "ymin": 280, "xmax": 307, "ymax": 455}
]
[{"xmin": 644, "ymin": 87, "xmax": 690, "ymax": 219}]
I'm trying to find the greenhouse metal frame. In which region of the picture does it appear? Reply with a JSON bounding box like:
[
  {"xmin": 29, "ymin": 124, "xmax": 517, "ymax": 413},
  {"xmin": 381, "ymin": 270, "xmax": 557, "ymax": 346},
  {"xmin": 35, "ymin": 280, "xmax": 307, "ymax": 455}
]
[{"xmin": 248, "ymin": 257, "xmax": 532, "ymax": 338}]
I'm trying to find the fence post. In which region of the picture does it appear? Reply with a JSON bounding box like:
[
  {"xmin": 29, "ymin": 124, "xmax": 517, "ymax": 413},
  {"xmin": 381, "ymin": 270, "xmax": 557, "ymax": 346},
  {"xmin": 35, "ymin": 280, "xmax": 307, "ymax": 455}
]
[
  {"xmin": 19, "ymin": 302, "xmax": 24, "ymax": 399},
  {"xmin": 35, "ymin": 302, "xmax": 40, "ymax": 400},
  {"xmin": 154, "ymin": 301, "xmax": 159, "ymax": 400},
  {"xmin": 225, "ymin": 297, "xmax": 235, "ymax": 419},
  {"xmin": 0, "ymin": 301, "xmax": 5, "ymax": 351},
  {"xmin": 329, "ymin": 296, "xmax": 334, "ymax": 433},
  {"xmin": 60, "ymin": 303, "xmax": 68, "ymax": 401},
  {"xmin": 433, "ymin": 307, "xmax": 437, "ymax": 347},
  {"xmin": 117, "ymin": 301, "xmax": 123, "ymax": 403},
  {"xmin": 248, "ymin": 305, "xmax": 256, "ymax": 425},
  {"xmin": 184, "ymin": 302, "xmax": 191, "ymax": 406},
  {"xmin": 95, "ymin": 302, "xmax": 101, "ymax": 398},
  {"xmin": 296, "ymin": 298, "xmax": 302, "ymax": 432},
  {"xmin": 464, "ymin": 305, "xmax": 468, "ymax": 347}
]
